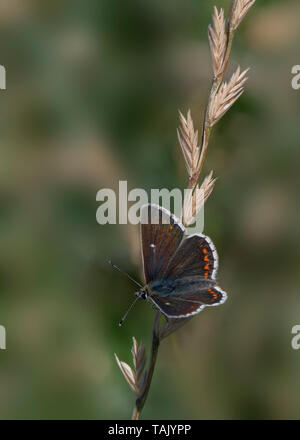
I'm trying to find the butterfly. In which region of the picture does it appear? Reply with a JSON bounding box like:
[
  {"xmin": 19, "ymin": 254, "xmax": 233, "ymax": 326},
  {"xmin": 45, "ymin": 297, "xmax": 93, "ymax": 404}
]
[{"xmin": 136, "ymin": 203, "xmax": 227, "ymax": 319}]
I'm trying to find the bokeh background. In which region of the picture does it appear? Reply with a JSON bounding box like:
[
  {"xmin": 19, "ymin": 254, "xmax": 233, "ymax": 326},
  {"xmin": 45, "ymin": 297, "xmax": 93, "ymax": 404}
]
[{"xmin": 0, "ymin": 0, "xmax": 299, "ymax": 419}]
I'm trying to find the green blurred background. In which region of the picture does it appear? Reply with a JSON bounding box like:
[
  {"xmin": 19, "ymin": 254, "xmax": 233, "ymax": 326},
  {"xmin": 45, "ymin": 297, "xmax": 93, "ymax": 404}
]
[{"xmin": 0, "ymin": 0, "xmax": 300, "ymax": 419}]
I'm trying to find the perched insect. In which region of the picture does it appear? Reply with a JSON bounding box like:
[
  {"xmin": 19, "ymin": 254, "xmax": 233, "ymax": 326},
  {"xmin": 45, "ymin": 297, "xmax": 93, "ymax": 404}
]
[{"xmin": 112, "ymin": 204, "xmax": 227, "ymax": 325}]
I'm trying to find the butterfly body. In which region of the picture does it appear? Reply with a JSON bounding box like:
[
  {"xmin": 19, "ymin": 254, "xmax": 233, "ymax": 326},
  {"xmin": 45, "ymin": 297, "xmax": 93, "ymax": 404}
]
[
  {"xmin": 138, "ymin": 204, "xmax": 227, "ymax": 319},
  {"xmin": 149, "ymin": 276, "xmax": 215, "ymax": 295}
]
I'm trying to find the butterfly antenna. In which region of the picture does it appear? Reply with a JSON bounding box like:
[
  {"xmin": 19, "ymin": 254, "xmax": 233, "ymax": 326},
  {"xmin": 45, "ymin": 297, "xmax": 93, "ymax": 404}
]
[
  {"xmin": 118, "ymin": 294, "xmax": 142, "ymax": 327},
  {"xmin": 108, "ymin": 260, "xmax": 143, "ymax": 289}
]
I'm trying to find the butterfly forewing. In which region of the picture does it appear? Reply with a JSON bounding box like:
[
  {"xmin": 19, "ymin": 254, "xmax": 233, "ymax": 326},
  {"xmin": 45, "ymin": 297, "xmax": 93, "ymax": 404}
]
[
  {"xmin": 163, "ymin": 234, "xmax": 218, "ymax": 280},
  {"xmin": 140, "ymin": 204, "xmax": 184, "ymax": 284}
]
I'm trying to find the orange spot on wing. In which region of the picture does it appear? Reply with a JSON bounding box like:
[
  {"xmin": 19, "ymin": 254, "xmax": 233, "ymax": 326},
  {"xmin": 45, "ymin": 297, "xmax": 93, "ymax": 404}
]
[{"xmin": 207, "ymin": 288, "xmax": 218, "ymax": 300}]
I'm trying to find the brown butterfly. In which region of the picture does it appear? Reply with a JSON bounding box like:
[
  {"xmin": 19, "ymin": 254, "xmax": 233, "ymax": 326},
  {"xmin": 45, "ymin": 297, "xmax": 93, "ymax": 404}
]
[{"xmin": 115, "ymin": 204, "xmax": 227, "ymax": 325}]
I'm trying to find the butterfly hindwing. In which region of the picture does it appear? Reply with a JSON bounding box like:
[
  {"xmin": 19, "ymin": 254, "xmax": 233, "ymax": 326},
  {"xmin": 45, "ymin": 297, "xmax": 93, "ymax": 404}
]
[
  {"xmin": 148, "ymin": 277, "xmax": 227, "ymax": 318},
  {"xmin": 140, "ymin": 204, "xmax": 184, "ymax": 284}
]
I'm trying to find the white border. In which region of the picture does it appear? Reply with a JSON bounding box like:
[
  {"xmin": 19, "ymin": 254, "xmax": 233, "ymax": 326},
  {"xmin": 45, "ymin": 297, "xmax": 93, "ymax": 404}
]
[
  {"xmin": 185, "ymin": 233, "xmax": 219, "ymax": 280},
  {"xmin": 140, "ymin": 203, "xmax": 185, "ymax": 231}
]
